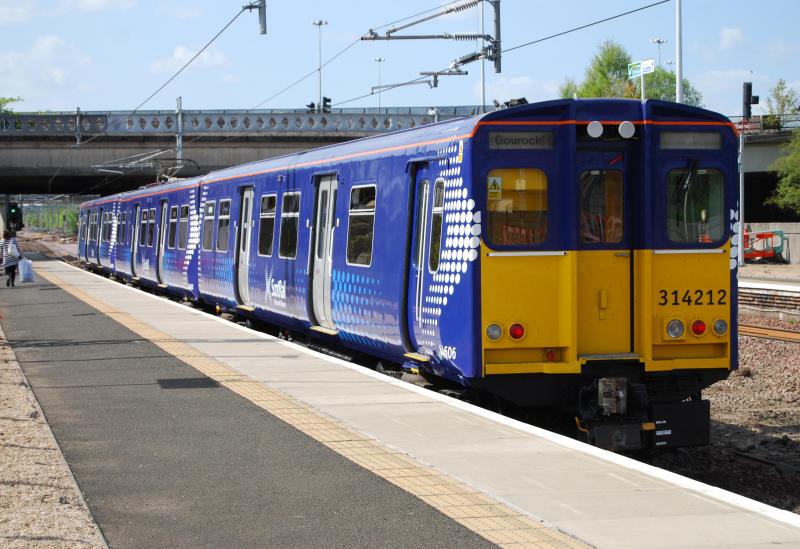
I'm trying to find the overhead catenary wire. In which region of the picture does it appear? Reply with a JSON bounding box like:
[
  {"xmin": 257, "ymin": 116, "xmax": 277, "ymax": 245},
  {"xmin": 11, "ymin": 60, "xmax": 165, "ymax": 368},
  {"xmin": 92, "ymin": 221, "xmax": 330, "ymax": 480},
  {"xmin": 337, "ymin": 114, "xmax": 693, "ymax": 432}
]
[
  {"xmin": 332, "ymin": 0, "xmax": 672, "ymax": 107},
  {"xmin": 249, "ymin": 0, "xmax": 468, "ymax": 110},
  {"xmin": 132, "ymin": 5, "xmax": 249, "ymax": 112}
]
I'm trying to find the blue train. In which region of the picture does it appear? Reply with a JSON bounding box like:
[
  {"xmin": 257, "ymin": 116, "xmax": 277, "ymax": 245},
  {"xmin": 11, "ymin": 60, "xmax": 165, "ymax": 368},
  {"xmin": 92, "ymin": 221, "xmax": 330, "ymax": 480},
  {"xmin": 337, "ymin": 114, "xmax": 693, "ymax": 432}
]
[{"xmin": 78, "ymin": 99, "xmax": 739, "ymax": 451}]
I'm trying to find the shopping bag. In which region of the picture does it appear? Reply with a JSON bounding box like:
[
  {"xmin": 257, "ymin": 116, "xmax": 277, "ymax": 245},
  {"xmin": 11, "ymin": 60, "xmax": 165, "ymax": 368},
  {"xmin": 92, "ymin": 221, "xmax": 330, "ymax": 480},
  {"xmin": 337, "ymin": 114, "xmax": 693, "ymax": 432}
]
[
  {"xmin": 8, "ymin": 241, "xmax": 20, "ymax": 259},
  {"xmin": 19, "ymin": 258, "xmax": 33, "ymax": 283}
]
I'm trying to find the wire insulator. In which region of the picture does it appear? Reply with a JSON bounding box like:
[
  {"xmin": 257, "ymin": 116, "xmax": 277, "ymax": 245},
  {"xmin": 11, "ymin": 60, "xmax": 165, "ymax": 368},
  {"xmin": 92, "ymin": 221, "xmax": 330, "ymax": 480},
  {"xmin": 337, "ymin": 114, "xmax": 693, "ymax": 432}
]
[{"xmin": 448, "ymin": 0, "xmax": 481, "ymax": 14}]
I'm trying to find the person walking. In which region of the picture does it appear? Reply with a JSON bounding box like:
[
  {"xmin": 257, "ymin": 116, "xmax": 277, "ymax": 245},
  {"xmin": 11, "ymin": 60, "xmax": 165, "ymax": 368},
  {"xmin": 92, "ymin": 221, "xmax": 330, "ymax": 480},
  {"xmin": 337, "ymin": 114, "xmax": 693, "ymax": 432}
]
[{"xmin": 1, "ymin": 229, "xmax": 22, "ymax": 287}]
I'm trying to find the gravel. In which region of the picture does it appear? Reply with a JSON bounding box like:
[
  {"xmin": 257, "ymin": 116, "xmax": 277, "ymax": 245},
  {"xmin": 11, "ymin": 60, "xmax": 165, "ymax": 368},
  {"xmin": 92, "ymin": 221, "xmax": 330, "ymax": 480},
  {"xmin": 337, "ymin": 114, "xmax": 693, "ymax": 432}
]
[
  {"xmin": 651, "ymin": 312, "xmax": 800, "ymax": 514},
  {"xmin": 0, "ymin": 327, "xmax": 106, "ymax": 548}
]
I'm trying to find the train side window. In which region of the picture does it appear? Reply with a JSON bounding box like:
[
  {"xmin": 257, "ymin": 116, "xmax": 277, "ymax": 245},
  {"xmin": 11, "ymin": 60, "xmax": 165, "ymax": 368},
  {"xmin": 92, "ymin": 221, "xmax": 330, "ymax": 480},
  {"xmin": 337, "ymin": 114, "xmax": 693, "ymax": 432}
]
[
  {"xmin": 93, "ymin": 213, "xmax": 99, "ymax": 242},
  {"xmin": 486, "ymin": 168, "xmax": 548, "ymax": 246},
  {"xmin": 428, "ymin": 180, "xmax": 445, "ymax": 272},
  {"xmin": 258, "ymin": 194, "xmax": 277, "ymax": 257},
  {"xmin": 278, "ymin": 192, "xmax": 300, "ymax": 259},
  {"xmin": 667, "ymin": 167, "xmax": 724, "ymax": 243},
  {"xmin": 178, "ymin": 205, "xmax": 189, "ymax": 249},
  {"xmin": 202, "ymin": 201, "xmax": 215, "ymax": 251},
  {"xmin": 216, "ymin": 199, "xmax": 231, "ymax": 252},
  {"xmin": 167, "ymin": 206, "xmax": 178, "ymax": 249},
  {"xmin": 347, "ymin": 185, "xmax": 376, "ymax": 266},
  {"xmin": 147, "ymin": 208, "xmax": 156, "ymax": 247},
  {"xmin": 106, "ymin": 213, "xmax": 112, "ymax": 242},
  {"xmin": 579, "ymin": 170, "xmax": 624, "ymax": 243},
  {"xmin": 139, "ymin": 209, "xmax": 148, "ymax": 246},
  {"xmin": 117, "ymin": 212, "xmax": 126, "ymax": 244},
  {"xmin": 102, "ymin": 213, "xmax": 108, "ymax": 242}
]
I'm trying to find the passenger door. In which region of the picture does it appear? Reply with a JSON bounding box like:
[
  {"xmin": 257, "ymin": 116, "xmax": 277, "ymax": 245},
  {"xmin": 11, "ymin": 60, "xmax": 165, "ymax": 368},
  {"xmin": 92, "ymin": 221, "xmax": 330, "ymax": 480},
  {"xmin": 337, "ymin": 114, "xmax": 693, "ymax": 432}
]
[
  {"xmin": 131, "ymin": 206, "xmax": 140, "ymax": 277},
  {"xmin": 576, "ymin": 149, "xmax": 633, "ymax": 356},
  {"xmin": 156, "ymin": 201, "xmax": 168, "ymax": 284},
  {"xmin": 311, "ymin": 175, "xmax": 337, "ymax": 329},
  {"xmin": 236, "ymin": 186, "xmax": 255, "ymax": 307},
  {"xmin": 405, "ymin": 166, "xmax": 443, "ymax": 355}
]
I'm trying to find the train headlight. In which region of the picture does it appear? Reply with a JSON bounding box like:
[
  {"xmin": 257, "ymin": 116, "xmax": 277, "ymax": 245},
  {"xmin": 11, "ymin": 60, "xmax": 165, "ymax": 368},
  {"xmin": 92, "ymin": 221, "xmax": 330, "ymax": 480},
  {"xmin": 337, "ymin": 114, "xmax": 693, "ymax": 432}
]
[
  {"xmin": 485, "ymin": 323, "xmax": 503, "ymax": 341},
  {"xmin": 587, "ymin": 120, "xmax": 604, "ymax": 138},
  {"xmin": 691, "ymin": 320, "xmax": 707, "ymax": 336},
  {"xmin": 509, "ymin": 323, "xmax": 525, "ymax": 340},
  {"xmin": 712, "ymin": 319, "xmax": 728, "ymax": 336},
  {"xmin": 666, "ymin": 319, "xmax": 684, "ymax": 338}
]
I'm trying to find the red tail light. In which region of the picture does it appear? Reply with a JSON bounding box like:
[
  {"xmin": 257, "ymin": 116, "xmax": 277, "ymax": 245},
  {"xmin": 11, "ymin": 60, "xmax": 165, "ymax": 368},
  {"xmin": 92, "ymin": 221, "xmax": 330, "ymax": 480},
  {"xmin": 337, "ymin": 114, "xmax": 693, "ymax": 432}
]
[
  {"xmin": 691, "ymin": 320, "xmax": 707, "ymax": 336},
  {"xmin": 509, "ymin": 323, "xmax": 525, "ymax": 340}
]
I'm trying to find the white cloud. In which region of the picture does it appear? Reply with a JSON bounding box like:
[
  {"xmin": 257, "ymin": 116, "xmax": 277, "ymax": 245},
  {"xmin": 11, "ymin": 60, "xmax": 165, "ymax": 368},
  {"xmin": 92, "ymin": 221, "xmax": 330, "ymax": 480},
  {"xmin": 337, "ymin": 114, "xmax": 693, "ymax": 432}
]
[
  {"xmin": 767, "ymin": 39, "xmax": 800, "ymax": 59},
  {"xmin": 57, "ymin": 0, "xmax": 135, "ymax": 11},
  {"xmin": 156, "ymin": 4, "xmax": 201, "ymax": 19},
  {"xmin": 693, "ymin": 68, "xmax": 769, "ymax": 115},
  {"xmin": 479, "ymin": 76, "xmax": 560, "ymax": 104},
  {"xmin": 0, "ymin": 0, "xmax": 134, "ymax": 25},
  {"xmin": 0, "ymin": 35, "xmax": 92, "ymax": 109},
  {"xmin": 150, "ymin": 46, "xmax": 229, "ymax": 73},
  {"xmin": 719, "ymin": 27, "xmax": 743, "ymax": 50},
  {"xmin": 0, "ymin": 1, "xmax": 38, "ymax": 25}
]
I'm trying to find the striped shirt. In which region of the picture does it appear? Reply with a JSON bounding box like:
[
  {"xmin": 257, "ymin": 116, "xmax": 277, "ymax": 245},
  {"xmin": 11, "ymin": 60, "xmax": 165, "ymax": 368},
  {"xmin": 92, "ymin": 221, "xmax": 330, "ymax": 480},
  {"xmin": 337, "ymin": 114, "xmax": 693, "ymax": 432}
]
[{"xmin": 1, "ymin": 238, "xmax": 21, "ymax": 268}]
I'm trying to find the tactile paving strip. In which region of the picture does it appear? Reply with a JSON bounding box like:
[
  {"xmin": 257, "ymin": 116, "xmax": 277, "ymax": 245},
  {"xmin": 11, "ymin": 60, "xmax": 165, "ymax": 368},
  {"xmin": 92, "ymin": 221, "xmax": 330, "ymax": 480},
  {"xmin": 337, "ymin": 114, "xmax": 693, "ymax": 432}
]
[{"xmin": 37, "ymin": 266, "xmax": 587, "ymax": 549}]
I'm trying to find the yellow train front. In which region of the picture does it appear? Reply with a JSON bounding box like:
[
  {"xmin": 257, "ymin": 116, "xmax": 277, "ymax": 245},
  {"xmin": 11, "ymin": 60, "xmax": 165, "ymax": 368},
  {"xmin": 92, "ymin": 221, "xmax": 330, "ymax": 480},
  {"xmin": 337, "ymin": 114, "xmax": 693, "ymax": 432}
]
[{"xmin": 471, "ymin": 99, "xmax": 738, "ymax": 451}]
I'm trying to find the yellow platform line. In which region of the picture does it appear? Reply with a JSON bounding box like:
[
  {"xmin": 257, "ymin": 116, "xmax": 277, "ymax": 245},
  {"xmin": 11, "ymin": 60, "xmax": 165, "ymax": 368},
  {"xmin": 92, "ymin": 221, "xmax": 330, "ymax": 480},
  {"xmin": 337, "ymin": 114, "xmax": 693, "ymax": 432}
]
[{"xmin": 36, "ymin": 266, "xmax": 586, "ymax": 549}]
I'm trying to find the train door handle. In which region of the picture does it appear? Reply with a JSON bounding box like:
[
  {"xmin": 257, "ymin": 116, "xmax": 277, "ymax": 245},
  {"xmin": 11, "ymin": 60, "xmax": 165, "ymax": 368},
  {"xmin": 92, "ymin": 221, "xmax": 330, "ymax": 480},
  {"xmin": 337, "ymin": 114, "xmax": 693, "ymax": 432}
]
[
  {"xmin": 599, "ymin": 290, "xmax": 608, "ymax": 309},
  {"xmin": 614, "ymin": 251, "xmax": 630, "ymax": 257}
]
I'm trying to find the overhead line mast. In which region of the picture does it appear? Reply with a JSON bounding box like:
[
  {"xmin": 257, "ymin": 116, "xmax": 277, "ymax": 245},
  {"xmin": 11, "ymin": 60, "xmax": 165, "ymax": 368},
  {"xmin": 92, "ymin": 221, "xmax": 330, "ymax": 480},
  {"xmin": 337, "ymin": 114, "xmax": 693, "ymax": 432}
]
[{"xmin": 361, "ymin": 0, "xmax": 500, "ymax": 106}]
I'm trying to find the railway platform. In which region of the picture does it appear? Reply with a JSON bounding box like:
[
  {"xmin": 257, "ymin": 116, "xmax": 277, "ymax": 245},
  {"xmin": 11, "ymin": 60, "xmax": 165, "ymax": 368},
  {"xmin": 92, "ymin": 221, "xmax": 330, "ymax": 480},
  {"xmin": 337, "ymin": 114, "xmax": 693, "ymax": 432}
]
[{"xmin": 3, "ymin": 256, "xmax": 800, "ymax": 548}]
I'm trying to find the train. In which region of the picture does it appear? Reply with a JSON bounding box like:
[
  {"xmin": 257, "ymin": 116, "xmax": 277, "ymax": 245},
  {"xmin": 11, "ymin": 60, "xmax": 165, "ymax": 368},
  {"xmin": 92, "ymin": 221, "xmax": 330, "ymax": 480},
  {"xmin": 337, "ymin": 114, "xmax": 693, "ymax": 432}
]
[{"xmin": 78, "ymin": 99, "xmax": 739, "ymax": 451}]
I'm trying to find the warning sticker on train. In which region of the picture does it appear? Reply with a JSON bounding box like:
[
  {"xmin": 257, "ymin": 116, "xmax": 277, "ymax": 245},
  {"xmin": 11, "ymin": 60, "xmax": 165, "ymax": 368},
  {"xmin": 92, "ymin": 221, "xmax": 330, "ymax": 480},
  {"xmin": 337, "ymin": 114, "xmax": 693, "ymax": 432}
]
[{"xmin": 488, "ymin": 177, "xmax": 502, "ymax": 200}]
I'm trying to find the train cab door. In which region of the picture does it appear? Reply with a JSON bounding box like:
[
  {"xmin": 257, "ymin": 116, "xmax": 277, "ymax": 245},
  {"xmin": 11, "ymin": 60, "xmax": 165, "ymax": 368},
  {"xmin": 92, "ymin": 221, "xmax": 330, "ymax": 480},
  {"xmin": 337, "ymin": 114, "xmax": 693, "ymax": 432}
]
[
  {"xmin": 405, "ymin": 165, "xmax": 442, "ymax": 357},
  {"xmin": 576, "ymin": 149, "xmax": 634, "ymax": 357},
  {"xmin": 131, "ymin": 206, "xmax": 140, "ymax": 278},
  {"xmin": 156, "ymin": 201, "xmax": 168, "ymax": 284},
  {"xmin": 235, "ymin": 186, "xmax": 255, "ymax": 307},
  {"xmin": 310, "ymin": 175, "xmax": 338, "ymax": 330}
]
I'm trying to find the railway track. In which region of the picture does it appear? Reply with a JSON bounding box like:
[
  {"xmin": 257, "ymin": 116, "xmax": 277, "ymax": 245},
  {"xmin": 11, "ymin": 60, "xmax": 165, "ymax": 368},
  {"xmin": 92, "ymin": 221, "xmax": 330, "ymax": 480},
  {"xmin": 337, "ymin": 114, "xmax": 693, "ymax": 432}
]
[{"xmin": 740, "ymin": 324, "xmax": 800, "ymax": 343}]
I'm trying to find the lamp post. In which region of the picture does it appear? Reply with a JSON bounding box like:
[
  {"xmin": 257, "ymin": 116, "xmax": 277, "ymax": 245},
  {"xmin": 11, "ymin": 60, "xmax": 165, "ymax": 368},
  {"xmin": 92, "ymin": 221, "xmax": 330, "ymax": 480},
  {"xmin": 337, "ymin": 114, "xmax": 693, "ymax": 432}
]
[
  {"xmin": 651, "ymin": 37, "xmax": 667, "ymax": 67},
  {"xmin": 312, "ymin": 20, "xmax": 328, "ymax": 112},
  {"xmin": 373, "ymin": 57, "xmax": 385, "ymax": 112}
]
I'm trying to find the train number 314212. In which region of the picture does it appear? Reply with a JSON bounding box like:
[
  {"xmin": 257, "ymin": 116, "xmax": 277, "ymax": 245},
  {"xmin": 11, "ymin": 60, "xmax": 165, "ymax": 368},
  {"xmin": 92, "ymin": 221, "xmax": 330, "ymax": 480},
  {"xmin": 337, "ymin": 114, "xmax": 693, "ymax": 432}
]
[{"xmin": 658, "ymin": 289, "xmax": 727, "ymax": 306}]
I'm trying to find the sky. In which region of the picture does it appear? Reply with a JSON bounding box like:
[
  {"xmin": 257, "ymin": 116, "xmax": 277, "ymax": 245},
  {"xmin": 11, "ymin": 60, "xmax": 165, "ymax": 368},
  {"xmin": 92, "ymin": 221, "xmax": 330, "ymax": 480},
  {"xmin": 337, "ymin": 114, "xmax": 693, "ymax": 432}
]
[{"xmin": 1, "ymin": 0, "xmax": 798, "ymax": 118}]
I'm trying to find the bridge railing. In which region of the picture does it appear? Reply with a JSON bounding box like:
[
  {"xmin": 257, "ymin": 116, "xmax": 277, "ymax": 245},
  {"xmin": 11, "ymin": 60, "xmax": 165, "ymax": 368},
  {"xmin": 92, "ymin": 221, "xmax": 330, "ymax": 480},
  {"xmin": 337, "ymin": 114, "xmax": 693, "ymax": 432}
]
[{"xmin": 0, "ymin": 107, "xmax": 483, "ymax": 137}]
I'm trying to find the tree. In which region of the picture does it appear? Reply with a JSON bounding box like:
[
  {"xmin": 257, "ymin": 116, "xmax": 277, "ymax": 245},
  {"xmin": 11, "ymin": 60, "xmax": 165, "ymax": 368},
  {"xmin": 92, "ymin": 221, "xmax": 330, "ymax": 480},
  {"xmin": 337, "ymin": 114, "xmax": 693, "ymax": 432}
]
[
  {"xmin": 764, "ymin": 79, "xmax": 798, "ymax": 130},
  {"xmin": 768, "ymin": 128, "xmax": 800, "ymax": 214},
  {"xmin": 559, "ymin": 40, "xmax": 702, "ymax": 106},
  {"xmin": 0, "ymin": 97, "xmax": 22, "ymax": 114},
  {"xmin": 632, "ymin": 67, "xmax": 703, "ymax": 106}
]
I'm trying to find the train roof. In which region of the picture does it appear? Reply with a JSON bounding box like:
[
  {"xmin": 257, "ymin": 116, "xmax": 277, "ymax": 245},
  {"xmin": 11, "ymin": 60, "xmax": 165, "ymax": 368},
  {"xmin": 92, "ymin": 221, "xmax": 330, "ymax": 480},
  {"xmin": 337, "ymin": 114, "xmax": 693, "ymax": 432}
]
[{"xmin": 79, "ymin": 99, "xmax": 733, "ymax": 209}]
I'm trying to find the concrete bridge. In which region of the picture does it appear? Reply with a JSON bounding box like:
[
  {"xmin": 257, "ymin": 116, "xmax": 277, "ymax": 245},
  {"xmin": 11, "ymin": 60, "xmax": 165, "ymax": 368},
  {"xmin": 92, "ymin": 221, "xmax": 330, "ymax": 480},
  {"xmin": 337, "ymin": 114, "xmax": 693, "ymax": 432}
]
[{"xmin": 0, "ymin": 107, "xmax": 477, "ymax": 195}]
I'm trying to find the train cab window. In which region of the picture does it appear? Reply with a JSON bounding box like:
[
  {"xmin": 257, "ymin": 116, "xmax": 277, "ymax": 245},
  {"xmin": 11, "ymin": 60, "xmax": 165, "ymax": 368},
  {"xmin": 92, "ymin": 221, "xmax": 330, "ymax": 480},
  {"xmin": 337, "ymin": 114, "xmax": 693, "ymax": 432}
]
[
  {"xmin": 147, "ymin": 208, "xmax": 156, "ymax": 247},
  {"xmin": 278, "ymin": 192, "xmax": 300, "ymax": 259},
  {"xmin": 139, "ymin": 209, "xmax": 148, "ymax": 246},
  {"xmin": 580, "ymin": 170, "xmax": 624, "ymax": 243},
  {"xmin": 178, "ymin": 205, "xmax": 189, "ymax": 249},
  {"xmin": 667, "ymin": 166, "xmax": 724, "ymax": 243},
  {"xmin": 167, "ymin": 206, "xmax": 178, "ymax": 249},
  {"xmin": 216, "ymin": 199, "xmax": 231, "ymax": 252},
  {"xmin": 428, "ymin": 180, "xmax": 445, "ymax": 272},
  {"xmin": 202, "ymin": 201, "xmax": 215, "ymax": 251},
  {"xmin": 258, "ymin": 194, "xmax": 277, "ymax": 256},
  {"xmin": 347, "ymin": 185, "xmax": 377, "ymax": 266},
  {"xmin": 486, "ymin": 168, "xmax": 548, "ymax": 246}
]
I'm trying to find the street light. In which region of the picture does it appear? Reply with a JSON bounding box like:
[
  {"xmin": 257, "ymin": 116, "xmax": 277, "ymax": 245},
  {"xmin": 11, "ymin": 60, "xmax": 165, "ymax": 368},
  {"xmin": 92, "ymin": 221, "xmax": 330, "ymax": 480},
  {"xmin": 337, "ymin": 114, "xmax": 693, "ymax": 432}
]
[
  {"xmin": 651, "ymin": 37, "xmax": 667, "ymax": 67},
  {"xmin": 312, "ymin": 20, "xmax": 328, "ymax": 112},
  {"xmin": 373, "ymin": 57, "xmax": 385, "ymax": 111}
]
